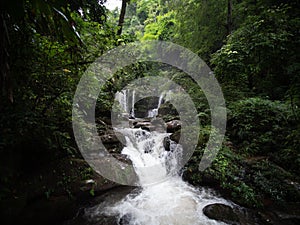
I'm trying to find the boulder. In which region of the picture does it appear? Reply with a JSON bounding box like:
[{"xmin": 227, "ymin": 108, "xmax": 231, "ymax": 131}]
[
  {"xmin": 158, "ymin": 102, "xmax": 178, "ymax": 118},
  {"xmin": 203, "ymin": 203, "xmax": 240, "ymax": 224},
  {"xmin": 111, "ymin": 153, "xmax": 132, "ymax": 165},
  {"xmin": 100, "ymin": 130, "xmax": 126, "ymax": 153},
  {"xmin": 163, "ymin": 137, "xmax": 171, "ymax": 151},
  {"xmin": 170, "ymin": 130, "xmax": 180, "ymax": 143},
  {"xmin": 166, "ymin": 120, "xmax": 182, "ymax": 133},
  {"xmin": 203, "ymin": 203, "xmax": 277, "ymax": 225},
  {"xmin": 101, "ymin": 131, "xmax": 125, "ymax": 144},
  {"xmin": 133, "ymin": 121, "xmax": 153, "ymax": 131}
]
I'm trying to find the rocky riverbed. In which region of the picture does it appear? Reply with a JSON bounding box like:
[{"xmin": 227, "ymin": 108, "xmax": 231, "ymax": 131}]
[{"xmin": 2, "ymin": 116, "xmax": 299, "ymax": 225}]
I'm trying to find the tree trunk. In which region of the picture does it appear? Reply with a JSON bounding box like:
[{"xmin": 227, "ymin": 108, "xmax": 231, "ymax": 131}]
[
  {"xmin": 227, "ymin": 0, "xmax": 233, "ymax": 35},
  {"xmin": 0, "ymin": 13, "xmax": 13, "ymax": 103},
  {"xmin": 117, "ymin": 0, "xmax": 128, "ymax": 35}
]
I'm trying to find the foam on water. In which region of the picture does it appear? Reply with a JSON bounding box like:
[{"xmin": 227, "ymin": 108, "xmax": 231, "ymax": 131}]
[
  {"xmin": 85, "ymin": 127, "xmax": 230, "ymax": 225},
  {"xmin": 105, "ymin": 177, "xmax": 229, "ymax": 225}
]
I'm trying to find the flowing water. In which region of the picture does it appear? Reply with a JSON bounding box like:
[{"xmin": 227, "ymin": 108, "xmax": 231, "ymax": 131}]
[
  {"xmin": 147, "ymin": 93, "xmax": 165, "ymax": 118},
  {"xmin": 131, "ymin": 90, "xmax": 136, "ymax": 118},
  {"xmin": 115, "ymin": 90, "xmax": 136, "ymax": 118},
  {"xmin": 75, "ymin": 92, "xmax": 232, "ymax": 225},
  {"xmin": 82, "ymin": 127, "xmax": 231, "ymax": 225},
  {"xmin": 115, "ymin": 90, "xmax": 128, "ymax": 114}
]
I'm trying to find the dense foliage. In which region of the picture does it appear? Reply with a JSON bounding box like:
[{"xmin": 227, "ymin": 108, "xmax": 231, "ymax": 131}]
[{"xmin": 1, "ymin": 0, "xmax": 299, "ymax": 213}]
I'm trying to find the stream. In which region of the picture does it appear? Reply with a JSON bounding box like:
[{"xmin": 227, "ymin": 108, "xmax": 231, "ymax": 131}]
[
  {"xmin": 66, "ymin": 91, "xmax": 232, "ymax": 225},
  {"xmin": 66, "ymin": 127, "xmax": 232, "ymax": 225}
]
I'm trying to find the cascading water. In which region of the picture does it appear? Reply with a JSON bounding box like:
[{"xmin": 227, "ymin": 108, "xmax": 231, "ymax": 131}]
[
  {"xmin": 115, "ymin": 90, "xmax": 128, "ymax": 114},
  {"xmin": 115, "ymin": 90, "xmax": 136, "ymax": 118},
  {"xmin": 119, "ymin": 128, "xmax": 181, "ymax": 185},
  {"xmin": 130, "ymin": 90, "xmax": 135, "ymax": 118},
  {"xmin": 147, "ymin": 93, "xmax": 165, "ymax": 118},
  {"xmin": 84, "ymin": 127, "xmax": 231, "ymax": 225}
]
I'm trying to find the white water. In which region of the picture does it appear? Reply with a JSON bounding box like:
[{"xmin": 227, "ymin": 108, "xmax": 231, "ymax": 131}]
[
  {"xmin": 130, "ymin": 90, "xmax": 135, "ymax": 118},
  {"xmin": 115, "ymin": 90, "xmax": 136, "ymax": 118},
  {"xmin": 106, "ymin": 178, "xmax": 229, "ymax": 225},
  {"xmin": 120, "ymin": 128, "xmax": 181, "ymax": 185},
  {"xmin": 85, "ymin": 127, "xmax": 231, "ymax": 225},
  {"xmin": 148, "ymin": 93, "xmax": 165, "ymax": 118},
  {"xmin": 115, "ymin": 90, "xmax": 128, "ymax": 114}
]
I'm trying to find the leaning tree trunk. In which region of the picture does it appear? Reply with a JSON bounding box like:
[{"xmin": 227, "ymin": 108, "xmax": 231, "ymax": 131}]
[{"xmin": 117, "ymin": 0, "xmax": 128, "ymax": 35}]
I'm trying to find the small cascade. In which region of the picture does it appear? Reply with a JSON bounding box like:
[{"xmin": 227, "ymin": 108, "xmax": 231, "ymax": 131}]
[
  {"xmin": 85, "ymin": 90, "xmax": 231, "ymax": 225},
  {"xmin": 115, "ymin": 90, "xmax": 136, "ymax": 118},
  {"xmin": 84, "ymin": 125, "xmax": 231, "ymax": 225},
  {"xmin": 119, "ymin": 128, "xmax": 181, "ymax": 185},
  {"xmin": 147, "ymin": 92, "xmax": 165, "ymax": 118},
  {"xmin": 130, "ymin": 90, "xmax": 135, "ymax": 118},
  {"xmin": 115, "ymin": 90, "xmax": 128, "ymax": 114}
]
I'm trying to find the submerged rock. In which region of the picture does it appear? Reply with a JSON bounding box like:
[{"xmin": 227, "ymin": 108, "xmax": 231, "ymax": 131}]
[{"xmin": 119, "ymin": 214, "xmax": 132, "ymax": 225}]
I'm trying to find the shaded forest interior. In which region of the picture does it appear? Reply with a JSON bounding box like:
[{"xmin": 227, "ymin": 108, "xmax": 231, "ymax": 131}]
[{"xmin": 0, "ymin": 0, "xmax": 299, "ymax": 224}]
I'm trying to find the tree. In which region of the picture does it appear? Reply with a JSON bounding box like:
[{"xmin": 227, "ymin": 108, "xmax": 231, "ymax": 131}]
[
  {"xmin": 227, "ymin": 0, "xmax": 233, "ymax": 34},
  {"xmin": 141, "ymin": 11, "xmax": 175, "ymax": 41},
  {"xmin": 0, "ymin": 0, "xmax": 117, "ymax": 181},
  {"xmin": 211, "ymin": 3, "xmax": 299, "ymax": 100},
  {"xmin": 118, "ymin": 0, "xmax": 130, "ymax": 35},
  {"xmin": 0, "ymin": 0, "xmax": 84, "ymax": 102},
  {"xmin": 172, "ymin": 0, "xmax": 228, "ymax": 61}
]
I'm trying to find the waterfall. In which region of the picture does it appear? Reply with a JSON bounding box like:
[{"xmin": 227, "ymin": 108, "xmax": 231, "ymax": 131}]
[
  {"xmin": 147, "ymin": 92, "xmax": 165, "ymax": 118},
  {"xmin": 157, "ymin": 93, "xmax": 164, "ymax": 109},
  {"xmin": 85, "ymin": 126, "xmax": 231, "ymax": 225},
  {"xmin": 115, "ymin": 90, "xmax": 128, "ymax": 114},
  {"xmin": 119, "ymin": 128, "xmax": 181, "ymax": 185},
  {"xmin": 115, "ymin": 90, "xmax": 136, "ymax": 118},
  {"xmin": 85, "ymin": 91, "xmax": 230, "ymax": 225},
  {"xmin": 130, "ymin": 90, "xmax": 135, "ymax": 118},
  {"xmin": 116, "ymin": 91, "xmax": 171, "ymax": 118}
]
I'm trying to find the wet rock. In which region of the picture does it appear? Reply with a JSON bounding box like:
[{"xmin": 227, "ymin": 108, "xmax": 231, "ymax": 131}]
[
  {"xmin": 111, "ymin": 153, "xmax": 132, "ymax": 165},
  {"xmin": 203, "ymin": 203, "xmax": 275, "ymax": 225},
  {"xmin": 158, "ymin": 102, "xmax": 178, "ymax": 118},
  {"xmin": 166, "ymin": 120, "xmax": 182, "ymax": 133},
  {"xmin": 163, "ymin": 137, "xmax": 171, "ymax": 151},
  {"xmin": 275, "ymin": 210, "xmax": 300, "ymax": 221},
  {"xmin": 134, "ymin": 96, "xmax": 160, "ymax": 118},
  {"xmin": 203, "ymin": 203, "xmax": 240, "ymax": 224},
  {"xmin": 163, "ymin": 136, "xmax": 179, "ymax": 152},
  {"xmin": 101, "ymin": 131, "xmax": 125, "ymax": 144},
  {"xmin": 119, "ymin": 214, "xmax": 132, "ymax": 225},
  {"xmin": 133, "ymin": 121, "xmax": 152, "ymax": 131},
  {"xmin": 100, "ymin": 130, "xmax": 126, "ymax": 153},
  {"xmin": 150, "ymin": 118, "xmax": 167, "ymax": 132},
  {"xmin": 170, "ymin": 130, "xmax": 180, "ymax": 143}
]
